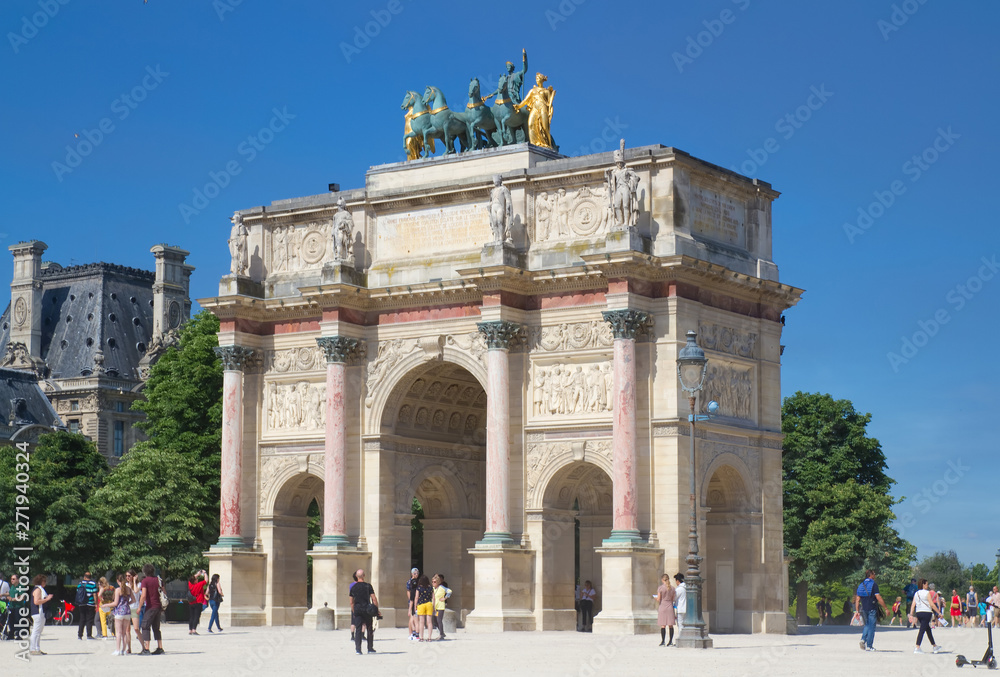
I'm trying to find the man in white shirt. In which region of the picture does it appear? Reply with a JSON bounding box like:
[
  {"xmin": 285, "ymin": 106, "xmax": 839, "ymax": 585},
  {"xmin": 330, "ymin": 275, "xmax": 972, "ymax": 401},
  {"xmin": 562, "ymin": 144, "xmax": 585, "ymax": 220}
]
[{"xmin": 674, "ymin": 573, "xmax": 687, "ymax": 633}]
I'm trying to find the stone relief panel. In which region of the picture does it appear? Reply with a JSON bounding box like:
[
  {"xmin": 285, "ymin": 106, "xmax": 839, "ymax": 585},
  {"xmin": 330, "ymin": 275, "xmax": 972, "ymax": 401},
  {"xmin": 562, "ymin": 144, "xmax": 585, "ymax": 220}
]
[
  {"xmin": 698, "ymin": 323, "xmax": 758, "ymax": 360},
  {"xmin": 269, "ymin": 219, "xmax": 332, "ymax": 275},
  {"xmin": 444, "ymin": 332, "xmax": 488, "ymax": 368},
  {"xmin": 264, "ymin": 380, "xmax": 325, "ymax": 432},
  {"xmin": 527, "ymin": 320, "xmax": 614, "ymax": 353},
  {"xmin": 525, "ymin": 439, "xmax": 612, "ymax": 509},
  {"xmin": 530, "ymin": 359, "xmax": 613, "ymax": 418},
  {"xmin": 700, "ymin": 363, "xmax": 754, "ymax": 422},
  {"xmin": 534, "ymin": 184, "xmax": 612, "ymax": 242},
  {"xmin": 365, "ymin": 338, "xmax": 421, "ymax": 408},
  {"xmin": 268, "ymin": 346, "xmax": 325, "ymax": 373}
]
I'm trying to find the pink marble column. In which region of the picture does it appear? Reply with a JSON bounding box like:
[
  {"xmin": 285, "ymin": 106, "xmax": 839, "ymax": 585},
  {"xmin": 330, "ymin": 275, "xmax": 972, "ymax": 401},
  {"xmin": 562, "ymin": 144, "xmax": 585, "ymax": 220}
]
[
  {"xmin": 601, "ymin": 310, "xmax": 650, "ymax": 543},
  {"xmin": 214, "ymin": 345, "xmax": 255, "ymax": 548},
  {"xmin": 316, "ymin": 336, "xmax": 364, "ymax": 547},
  {"xmin": 476, "ymin": 320, "xmax": 522, "ymax": 544}
]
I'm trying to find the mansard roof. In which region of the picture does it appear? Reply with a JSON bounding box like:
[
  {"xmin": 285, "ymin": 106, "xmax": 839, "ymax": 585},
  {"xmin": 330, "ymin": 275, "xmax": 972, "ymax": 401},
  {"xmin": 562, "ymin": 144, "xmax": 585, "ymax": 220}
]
[
  {"xmin": 0, "ymin": 367, "xmax": 62, "ymax": 440},
  {"xmin": 1, "ymin": 261, "xmax": 157, "ymax": 382}
]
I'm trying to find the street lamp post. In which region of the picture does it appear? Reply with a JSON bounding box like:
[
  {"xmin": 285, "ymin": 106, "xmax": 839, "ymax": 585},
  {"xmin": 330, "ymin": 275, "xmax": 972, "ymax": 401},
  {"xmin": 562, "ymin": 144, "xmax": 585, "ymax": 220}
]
[{"xmin": 676, "ymin": 330, "xmax": 713, "ymax": 649}]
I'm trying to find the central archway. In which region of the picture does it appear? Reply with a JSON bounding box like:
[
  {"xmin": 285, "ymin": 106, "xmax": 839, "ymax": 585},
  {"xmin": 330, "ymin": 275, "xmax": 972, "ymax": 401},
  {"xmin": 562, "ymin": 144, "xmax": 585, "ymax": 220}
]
[
  {"xmin": 530, "ymin": 460, "xmax": 612, "ymax": 630},
  {"xmin": 265, "ymin": 471, "xmax": 323, "ymax": 625},
  {"xmin": 378, "ymin": 360, "xmax": 487, "ymax": 621}
]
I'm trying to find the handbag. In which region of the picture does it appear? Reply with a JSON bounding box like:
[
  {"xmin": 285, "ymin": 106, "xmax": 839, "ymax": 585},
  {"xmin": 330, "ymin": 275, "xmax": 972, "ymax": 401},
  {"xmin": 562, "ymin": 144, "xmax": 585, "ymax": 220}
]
[{"xmin": 157, "ymin": 577, "xmax": 170, "ymax": 609}]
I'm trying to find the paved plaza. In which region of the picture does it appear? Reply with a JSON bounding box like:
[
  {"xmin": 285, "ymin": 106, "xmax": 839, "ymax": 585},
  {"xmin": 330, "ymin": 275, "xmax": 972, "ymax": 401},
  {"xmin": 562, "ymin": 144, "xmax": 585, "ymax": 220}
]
[{"xmin": 2, "ymin": 621, "xmax": 992, "ymax": 676}]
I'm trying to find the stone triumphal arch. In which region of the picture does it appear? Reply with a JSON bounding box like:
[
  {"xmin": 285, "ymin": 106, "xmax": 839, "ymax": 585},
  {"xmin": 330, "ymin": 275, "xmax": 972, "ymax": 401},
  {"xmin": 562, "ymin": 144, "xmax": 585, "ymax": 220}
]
[{"xmin": 202, "ymin": 141, "xmax": 801, "ymax": 634}]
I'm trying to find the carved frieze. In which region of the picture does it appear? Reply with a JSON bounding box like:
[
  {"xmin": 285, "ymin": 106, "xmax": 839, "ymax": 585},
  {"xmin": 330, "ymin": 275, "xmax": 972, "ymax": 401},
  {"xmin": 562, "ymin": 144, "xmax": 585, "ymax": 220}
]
[
  {"xmin": 530, "ymin": 361, "xmax": 613, "ymax": 417},
  {"xmin": 698, "ymin": 323, "xmax": 758, "ymax": 359},
  {"xmin": 269, "ymin": 346, "xmax": 325, "ymax": 373},
  {"xmin": 527, "ymin": 320, "xmax": 613, "ymax": 352},
  {"xmin": 265, "ymin": 380, "xmax": 325, "ymax": 432},
  {"xmin": 701, "ymin": 363, "xmax": 753, "ymax": 421},
  {"xmin": 269, "ymin": 219, "xmax": 332, "ymax": 275},
  {"xmin": 534, "ymin": 184, "xmax": 612, "ymax": 242},
  {"xmin": 365, "ymin": 338, "xmax": 421, "ymax": 407},
  {"xmin": 445, "ymin": 332, "xmax": 488, "ymax": 367}
]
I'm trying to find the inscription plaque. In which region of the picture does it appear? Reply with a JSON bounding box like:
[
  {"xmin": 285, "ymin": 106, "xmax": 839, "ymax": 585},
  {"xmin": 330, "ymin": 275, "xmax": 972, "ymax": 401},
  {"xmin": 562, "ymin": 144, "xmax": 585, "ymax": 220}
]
[
  {"xmin": 691, "ymin": 184, "xmax": 746, "ymax": 248},
  {"xmin": 376, "ymin": 203, "xmax": 490, "ymax": 259}
]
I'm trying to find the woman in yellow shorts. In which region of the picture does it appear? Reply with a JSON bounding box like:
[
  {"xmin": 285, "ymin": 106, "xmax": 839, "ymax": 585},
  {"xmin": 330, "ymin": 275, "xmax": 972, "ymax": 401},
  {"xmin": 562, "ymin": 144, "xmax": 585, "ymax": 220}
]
[{"xmin": 414, "ymin": 576, "xmax": 434, "ymax": 641}]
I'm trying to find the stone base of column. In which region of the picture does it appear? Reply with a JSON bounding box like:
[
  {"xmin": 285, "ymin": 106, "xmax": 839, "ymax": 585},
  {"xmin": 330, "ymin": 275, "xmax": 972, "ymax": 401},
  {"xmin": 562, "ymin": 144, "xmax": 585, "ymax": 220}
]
[
  {"xmin": 320, "ymin": 261, "xmax": 365, "ymax": 286},
  {"xmin": 480, "ymin": 242, "xmax": 525, "ymax": 268},
  {"xmin": 218, "ymin": 274, "xmax": 264, "ymax": 298},
  {"xmin": 676, "ymin": 624, "xmax": 714, "ymax": 648},
  {"xmin": 303, "ymin": 548, "xmax": 371, "ymax": 630},
  {"xmin": 463, "ymin": 544, "xmax": 536, "ymax": 632},
  {"xmin": 315, "ymin": 534, "xmax": 354, "ymax": 549},
  {"xmin": 604, "ymin": 228, "xmax": 648, "ymax": 254},
  {"xmin": 590, "ymin": 543, "xmax": 661, "ymax": 635},
  {"xmin": 204, "ymin": 548, "xmax": 266, "ymax": 627}
]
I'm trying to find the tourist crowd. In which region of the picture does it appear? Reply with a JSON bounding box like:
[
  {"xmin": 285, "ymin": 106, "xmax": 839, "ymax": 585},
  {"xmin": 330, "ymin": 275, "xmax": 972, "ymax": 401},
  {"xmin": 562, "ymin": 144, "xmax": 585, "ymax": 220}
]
[{"xmin": 0, "ymin": 565, "xmax": 224, "ymax": 656}]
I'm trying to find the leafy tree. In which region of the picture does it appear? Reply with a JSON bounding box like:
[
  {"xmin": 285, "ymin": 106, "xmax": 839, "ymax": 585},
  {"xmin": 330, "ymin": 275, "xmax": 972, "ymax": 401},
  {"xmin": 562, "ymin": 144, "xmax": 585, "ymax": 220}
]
[
  {"xmin": 782, "ymin": 392, "xmax": 916, "ymax": 623},
  {"xmin": 91, "ymin": 311, "xmax": 223, "ymax": 580},
  {"xmin": 88, "ymin": 445, "xmax": 209, "ymax": 581},
  {"xmin": 133, "ymin": 310, "xmax": 222, "ymax": 490},
  {"xmin": 914, "ymin": 550, "xmax": 966, "ymax": 595},
  {"xmin": 0, "ymin": 432, "xmax": 109, "ymax": 577}
]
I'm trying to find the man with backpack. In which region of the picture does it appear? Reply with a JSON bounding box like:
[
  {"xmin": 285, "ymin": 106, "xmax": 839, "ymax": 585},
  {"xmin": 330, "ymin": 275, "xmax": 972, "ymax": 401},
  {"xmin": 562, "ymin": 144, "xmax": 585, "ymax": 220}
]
[
  {"xmin": 76, "ymin": 571, "xmax": 99, "ymax": 640},
  {"xmin": 854, "ymin": 569, "xmax": 888, "ymax": 651}
]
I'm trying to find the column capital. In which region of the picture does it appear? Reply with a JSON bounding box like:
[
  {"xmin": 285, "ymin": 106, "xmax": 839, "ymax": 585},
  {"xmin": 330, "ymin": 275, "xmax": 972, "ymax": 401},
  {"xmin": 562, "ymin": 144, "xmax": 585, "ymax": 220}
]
[
  {"xmin": 316, "ymin": 336, "xmax": 366, "ymax": 364},
  {"xmin": 476, "ymin": 320, "xmax": 524, "ymax": 350},
  {"xmin": 214, "ymin": 345, "xmax": 256, "ymax": 371},
  {"xmin": 602, "ymin": 309, "xmax": 651, "ymax": 340}
]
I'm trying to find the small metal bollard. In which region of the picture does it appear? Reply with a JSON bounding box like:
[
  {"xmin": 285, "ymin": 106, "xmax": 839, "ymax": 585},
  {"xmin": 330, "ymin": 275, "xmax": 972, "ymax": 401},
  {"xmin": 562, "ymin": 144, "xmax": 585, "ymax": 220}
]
[{"xmin": 317, "ymin": 602, "xmax": 335, "ymax": 631}]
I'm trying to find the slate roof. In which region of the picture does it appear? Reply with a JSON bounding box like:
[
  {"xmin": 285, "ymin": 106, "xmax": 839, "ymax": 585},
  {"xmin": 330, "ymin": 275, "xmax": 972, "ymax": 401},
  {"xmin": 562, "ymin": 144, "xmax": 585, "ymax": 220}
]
[
  {"xmin": 0, "ymin": 367, "xmax": 62, "ymax": 440},
  {"xmin": 0, "ymin": 262, "xmax": 157, "ymax": 381}
]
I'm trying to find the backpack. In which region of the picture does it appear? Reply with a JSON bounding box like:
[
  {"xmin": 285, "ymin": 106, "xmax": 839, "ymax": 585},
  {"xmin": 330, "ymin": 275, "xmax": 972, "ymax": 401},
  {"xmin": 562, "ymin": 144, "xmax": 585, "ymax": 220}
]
[
  {"xmin": 856, "ymin": 578, "xmax": 874, "ymax": 598},
  {"xmin": 75, "ymin": 583, "xmax": 89, "ymax": 606},
  {"xmin": 158, "ymin": 577, "xmax": 170, "ymax": 609}
]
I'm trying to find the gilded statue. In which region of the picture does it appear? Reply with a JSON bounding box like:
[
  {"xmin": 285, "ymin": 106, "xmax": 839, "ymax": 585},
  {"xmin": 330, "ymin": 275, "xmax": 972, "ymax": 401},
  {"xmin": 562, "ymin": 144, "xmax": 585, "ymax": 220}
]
[
  {"xmin": 228, "ymin": 212, "xmax": 249, "ymax": 276},
  {"xmin": 403, "ymin": 105, "xmax": 424, "ymax": 160},
  {"xmin": 605, "ymin": 139, "xmax": 640, "ymax": 230},
  {"xmin": 488, "ymin": 175, "xmax": 513, "ymax": 245},
  {"xmin": 514, "ymin": 72, "xmax": 556, "ymax": 149}
]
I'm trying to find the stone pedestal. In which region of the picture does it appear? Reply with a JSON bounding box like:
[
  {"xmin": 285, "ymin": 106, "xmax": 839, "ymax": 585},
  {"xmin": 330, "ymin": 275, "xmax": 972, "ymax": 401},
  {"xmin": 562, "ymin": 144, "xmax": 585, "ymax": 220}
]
[
  {"xmin": 481, "ymin": 242, "xmax": 525, "ymax": 268},
  {"xmin": 320, "ymin": 261, "xmax": 365, "ymax": 286},
  {"xmin": 205, "ymin": 547, "xmax": 266, "ymax": 627},
  {"xmin": 590, "ymin": 544, "xmax": 661, "ymax": 635},
  {"xmin": 605, "ymin": 228, "xmax": 648, "ymax": 254},
  {"xmin": 302, "ymin": 547, "xmax": 371, "ymax": 630},
  {"xmin": 463, "ymin": 545, "xmax": 535, "ymax": 632},
  {"xmin": 218, "ymin": 274, "xmax": 264, "ymax": 297}
]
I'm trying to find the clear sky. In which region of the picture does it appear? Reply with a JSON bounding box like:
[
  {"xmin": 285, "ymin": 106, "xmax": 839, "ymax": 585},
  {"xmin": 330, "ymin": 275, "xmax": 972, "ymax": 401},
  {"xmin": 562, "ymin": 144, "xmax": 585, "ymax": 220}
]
[{"xmin": 1, "ymin": 1, "xmax": 997, "ymax": 569}]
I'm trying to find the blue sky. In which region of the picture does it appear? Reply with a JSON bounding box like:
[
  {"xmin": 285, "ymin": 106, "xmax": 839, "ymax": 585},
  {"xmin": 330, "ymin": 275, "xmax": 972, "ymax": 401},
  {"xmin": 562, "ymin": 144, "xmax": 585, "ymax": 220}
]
[{"xmin": 1, "ymin": 1, "xmax": 997, "ymax": 569}]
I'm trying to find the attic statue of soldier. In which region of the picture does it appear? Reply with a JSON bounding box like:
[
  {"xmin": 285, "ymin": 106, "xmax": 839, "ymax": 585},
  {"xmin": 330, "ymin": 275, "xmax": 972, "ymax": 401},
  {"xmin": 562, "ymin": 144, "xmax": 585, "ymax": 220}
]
[
  {"xmin": 332, "ymin": 198, "xmax": 355, "ymax": 265},
  {"xmin": 488, "ymin": 175, "xmax": 513, "ymax": 245}
]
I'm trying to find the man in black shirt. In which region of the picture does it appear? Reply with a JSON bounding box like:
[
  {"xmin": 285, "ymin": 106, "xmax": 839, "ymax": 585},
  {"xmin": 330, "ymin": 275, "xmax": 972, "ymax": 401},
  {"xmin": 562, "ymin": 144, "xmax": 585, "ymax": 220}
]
[{"xmin": 349, "ymin": 569, "xmax": 378, "ymax": 655}]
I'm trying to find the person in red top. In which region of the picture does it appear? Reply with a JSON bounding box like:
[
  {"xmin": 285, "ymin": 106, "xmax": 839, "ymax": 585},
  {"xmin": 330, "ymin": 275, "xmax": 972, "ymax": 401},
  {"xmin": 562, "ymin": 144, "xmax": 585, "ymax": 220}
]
[
  {"xmin": 138, "ymin": 563, "xmax": 164, "ymax": 655},
  {"xmin": 188, "ymin": 574, "xmax": 207, "ymax": 635},
  {"xmin": 949, "ymin": 589, "xmax": 963, "ymax": 626}
]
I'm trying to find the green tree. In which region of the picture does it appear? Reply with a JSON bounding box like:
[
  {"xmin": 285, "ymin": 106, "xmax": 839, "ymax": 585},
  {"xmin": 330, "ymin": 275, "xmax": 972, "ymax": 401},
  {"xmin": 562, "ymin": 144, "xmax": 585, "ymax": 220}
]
[
  {"xmin": 90, "ymin": 311, "xmax": 223, "ymax": 580},
  {"xmin": 0, "ymin": 432, "xmax": 109, "ymax": 577},
  {"xmin": 782, "ymin": 392, "xmax": 916, "ymax": 624},
  {"xmin": 914, "ymin": 550, "xmax": 966, "ymax": 595},
  {"xmin": 88, "ymin": 445, "xmax": 209, "ymax": 581}
]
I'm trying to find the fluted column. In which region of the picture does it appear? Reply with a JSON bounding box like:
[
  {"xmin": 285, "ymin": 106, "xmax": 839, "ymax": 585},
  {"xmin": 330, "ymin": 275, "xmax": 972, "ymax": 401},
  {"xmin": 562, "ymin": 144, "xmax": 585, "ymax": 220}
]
[
  {"xmin": 315, "ymin": 336, "xmax": 365, "ymax": 547},
  {"xmin": 213, "ymin": 345, "xmax": 255, "ymax": 548},
  {"xmin": 601, "ymin": 310, "xmax": 650, "ymax": 543},
  {"xmin": 476, "ymin": 320, "xmax": 522, "ymax": 545}
]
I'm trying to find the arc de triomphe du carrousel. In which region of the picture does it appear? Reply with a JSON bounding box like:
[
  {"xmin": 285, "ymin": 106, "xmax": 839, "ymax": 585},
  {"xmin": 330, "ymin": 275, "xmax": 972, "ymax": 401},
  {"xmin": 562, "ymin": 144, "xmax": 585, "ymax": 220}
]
[{"xmin": 200, "ymin": 56, "xmax": 802, "ymax": 636}]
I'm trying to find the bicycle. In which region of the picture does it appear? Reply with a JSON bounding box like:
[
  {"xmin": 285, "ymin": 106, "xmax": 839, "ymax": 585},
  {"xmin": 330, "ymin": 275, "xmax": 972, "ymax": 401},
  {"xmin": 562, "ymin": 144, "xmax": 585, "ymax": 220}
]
[{"xmin": 52, "ymin": 600, "xmax": 75, "ymax": 626}]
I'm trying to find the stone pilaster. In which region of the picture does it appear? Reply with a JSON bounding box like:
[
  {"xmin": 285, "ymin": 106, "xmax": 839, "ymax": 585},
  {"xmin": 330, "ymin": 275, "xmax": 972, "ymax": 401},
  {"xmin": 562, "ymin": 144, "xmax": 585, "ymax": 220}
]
[
  {"xmin": 315, "ymin": 336, "xmax": 365, "ymax": 548},
  {"xmin": 601, "ymin": 309, "xmax": 650, "ymax": 543},
  {"xmin": 213, "ymin": 345, "xmax": 256, "ymax": 549}
]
